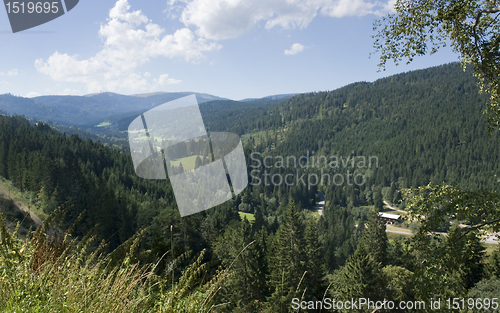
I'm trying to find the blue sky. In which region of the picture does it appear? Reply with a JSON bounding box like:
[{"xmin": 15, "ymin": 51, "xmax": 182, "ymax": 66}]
[{"xmin": 0, "ymin": 0, "xmax": 460, "ymax": 100}]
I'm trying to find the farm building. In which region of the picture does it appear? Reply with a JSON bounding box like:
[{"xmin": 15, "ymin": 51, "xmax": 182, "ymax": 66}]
[{"xmin": 378, "ymin": 212, "xmax": 402, "ymax": 224}]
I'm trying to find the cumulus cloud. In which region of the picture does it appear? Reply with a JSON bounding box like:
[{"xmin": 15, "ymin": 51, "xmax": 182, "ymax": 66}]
[
  {"xmin": 381, "ymin": 0, "xmax": 397, "ymax": 13},
  {"xmin": 25, "ymin": 91, "xmax": 41, "ymax": 98},
  {"xmin": 0, "ymin": 69, "xmax": 18, "ymax": 77},
  {"xmin": 284, "ymin": 43, "xmax": 305, "ymax": 55},
  {"xmin": 155, "ymin": 74, "xmax": 182, "ymax": 86},
  {"xmin": 173, "ymin": 0, "xmax": 395, "ymax": 40},
  {"xmin": 35, "ymin": 0, "xmax": 221, "ymax": 93}
]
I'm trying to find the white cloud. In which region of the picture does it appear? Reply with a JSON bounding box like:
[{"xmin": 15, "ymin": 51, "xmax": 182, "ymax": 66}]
[
  {"xmin": 0, "ymin": 69, "xmax": 18, "ymax": 77},
  {"xmin": 173, "ymin": 0, "xmax": 395, "ymax": 40},
  {"xmin": 381, "ymin": 0, "xmax": 397, "ymax": 14},
  {"xmin": 25, "ymin": 91, "xmax": 41, "ymax": 98},
  {"xmin": 155, "ymin": 74, "xmax": 182, "ymax": 86},
  {"xmin": 284, "ymin": 43, "xmax": 305, "ymax": 55},
  {"xmin": 35, "ymin": 0, "xmax": 220, "ymax": 94},
  {"xmin": 320, "ymin": 0, "xmax": 377, "ymax": 18}
]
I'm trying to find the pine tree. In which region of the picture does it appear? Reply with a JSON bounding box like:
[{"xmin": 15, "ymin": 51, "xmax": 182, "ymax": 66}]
[
  {"xmin": 247, "ymin": 226, "xmax": 270, "ymax": 303},
  {"xmin": 303, "ymin": 218, "xmax": 325, "ymax": 300},
  {"xmin": 194, "ymin": 155, "xmax": 202, "ymax": 168},
  {"xmin": 252, "ymin": 203, "xmax": 266, "ymax": 233},
  {"xmin": 0, "ymin": 141, "xmax": 7, "ymax": 177},
  {"xmin": 267, "ymin": 201, "xmax": 308, "ymax": 312},
  {"xmin": 373, "ymin": 191, "xmax": 384, "ymax": 211},
  {"xmin": 232, "ymin": 218, "xmax": 254, "ymax": 305},
  {"xmin": 213, "ymin": 219, "xmax": 270, "ymax": 310},
  {"xmin": 358, "ymin": 210, "xmax": 388, "ymax": 266},
  {"xmin": 330, "ymin": 247, "xmax": 386, "ymax": 312}
]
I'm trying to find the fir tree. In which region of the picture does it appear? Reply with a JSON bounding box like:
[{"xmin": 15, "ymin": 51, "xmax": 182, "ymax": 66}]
[
  {"xmin": 330, "ymin": 247, "xmax": 386, "ymax": 312},
  {"xmin": 267, "ymin": 201, "xmax": 307, "ymax": 312},
  {"xmin": 358, "ymin": 210, "xmax": 388, "ymax": 266}
]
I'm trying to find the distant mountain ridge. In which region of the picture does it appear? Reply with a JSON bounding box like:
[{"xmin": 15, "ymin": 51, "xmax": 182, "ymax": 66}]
[
  {"xmin": 0, "ymin": 92, "xmax": 228, "ymax": 126},
  {"xmin": 238, "ymin": 93, "xmax": 298, "ymax": 102},
  {"xmin": 0, "ymin": 91, "xmax": 301, "ymax": 128}
]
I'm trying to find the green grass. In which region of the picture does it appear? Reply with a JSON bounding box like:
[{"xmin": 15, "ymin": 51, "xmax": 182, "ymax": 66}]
[
  {"xmin": 386, "ymin": 232, "xmax": 412, "ymax": 240},
  {"xmin": 238, "ymin": 212, "xmax": 255, "ymax": 223},
  {"xmin": 170, "ymin": 155, "xmax": 201, "ymax": 171},
  {"xmin": 310, "ymin": 211, "xmax": 321, "ymax": 219},
  {"xmin": 96, "ymin": 122, "xmax": 111, "ymax": 127},
  {"xmin": 0, "ymin": 210, "xmax": 230, "ymax": 312},
  {"xmin": 386, "ymin": 224, "xmax": 412, "ymax": 233}
]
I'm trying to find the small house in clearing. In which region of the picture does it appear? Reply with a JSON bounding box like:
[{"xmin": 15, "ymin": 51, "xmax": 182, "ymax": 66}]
[{"xmin": 378, "ymin": 212, "xmax": 402, "ymax": 224}]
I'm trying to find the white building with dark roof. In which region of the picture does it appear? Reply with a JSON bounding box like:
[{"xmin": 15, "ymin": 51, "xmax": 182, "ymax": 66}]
[{"xmin": 378, "ymin": 212, "xmax": 402, "ymax": 224}]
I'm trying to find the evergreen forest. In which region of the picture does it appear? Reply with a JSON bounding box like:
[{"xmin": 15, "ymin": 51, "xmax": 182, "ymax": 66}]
[{"xmin": 0, "ymin": 62, "xmax": 499, "ymax": 312}]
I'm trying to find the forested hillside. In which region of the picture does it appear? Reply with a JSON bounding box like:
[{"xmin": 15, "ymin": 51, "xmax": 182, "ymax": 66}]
[
  {"xmin": 231, "ymin": 63, "xmax": 500, "ymax": 218},
  {"xmin": 1, "ymin": 63, "xmax": 499, "ymax": 312}
]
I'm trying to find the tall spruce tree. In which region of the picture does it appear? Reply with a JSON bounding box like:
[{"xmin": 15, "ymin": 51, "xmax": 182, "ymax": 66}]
[
  {"xmin": 358, "ymin": 211, "xmax": 388, "ymax": 266},
  {"xmin": 213, "ymin": 218, "xmax": 270, "ymax": 310},
  {"xmin": 330, "ymin": 247, "xmax": 386, "ymax": 312},
  {"xmin": 303, "ymin": 218, "xmax": 325, "ymax": 300},
  {"xmin": 267, "ymin": 200, "xmax": 308, "ymax": 313}
]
